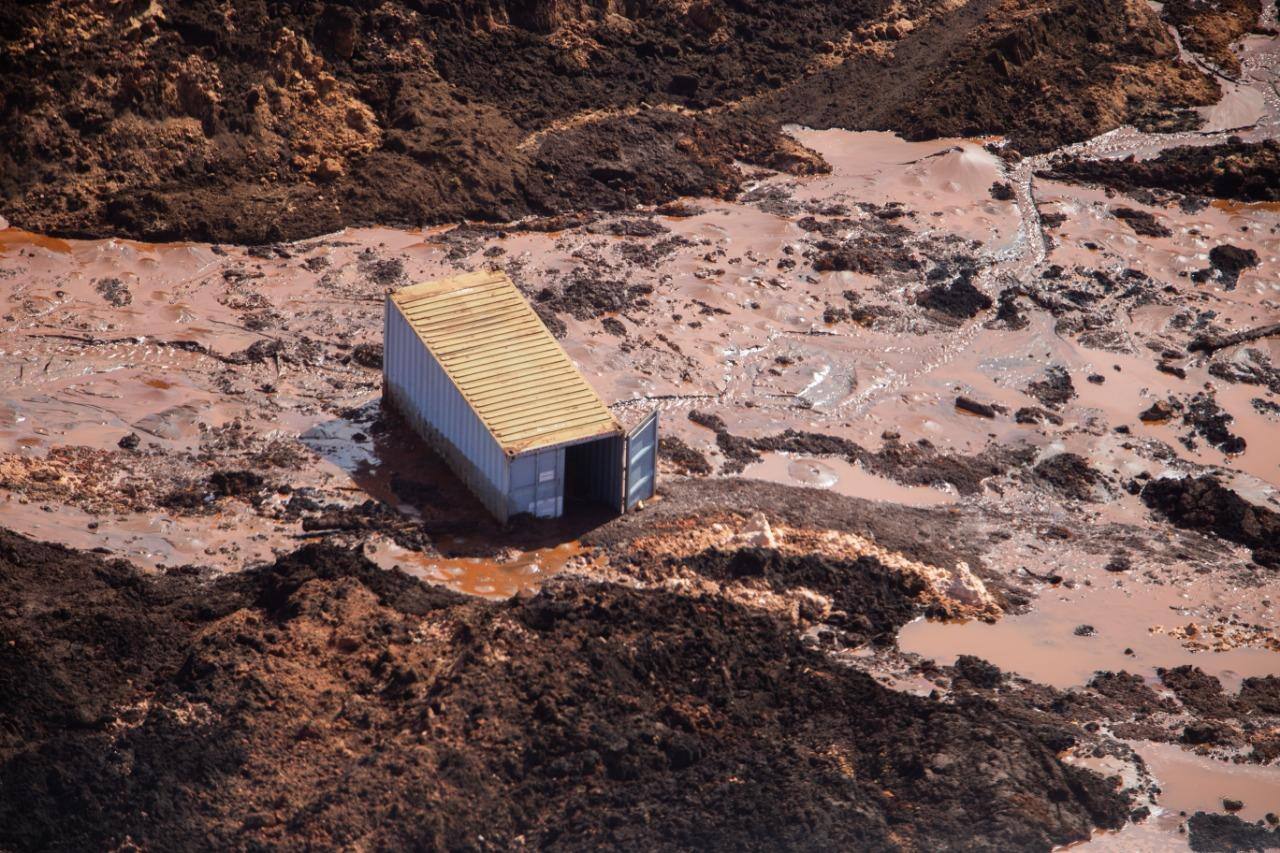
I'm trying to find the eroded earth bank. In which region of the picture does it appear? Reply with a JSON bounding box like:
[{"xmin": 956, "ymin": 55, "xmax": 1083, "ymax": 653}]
[{"xmin": 2, "ymin": 0, "xmax": 1280, "ymax": 850}]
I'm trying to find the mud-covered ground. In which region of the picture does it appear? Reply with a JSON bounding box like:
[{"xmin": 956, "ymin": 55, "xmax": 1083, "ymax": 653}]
[
  {"xmin": 3, "ymin": 1, "xmax": 1280, "ymax": 851},
  {"xmin": 0, "ymin": 527, "xmax": 1137, "ymax": 851},
  {"xmin": 0, "ymin": 0, "xmax": 1227, "ymax": 243}
]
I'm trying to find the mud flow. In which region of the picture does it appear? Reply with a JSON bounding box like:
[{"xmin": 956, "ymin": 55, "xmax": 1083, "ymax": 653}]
[{"xmin": 3, "ymin": 3, "xmax": 1280, "ymax": 850}]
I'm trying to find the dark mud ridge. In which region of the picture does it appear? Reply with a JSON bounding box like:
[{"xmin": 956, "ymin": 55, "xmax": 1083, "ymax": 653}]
[
  {"xmin": 1141, "ymin": 475, "xmax": 1280, "ymax": 569},
  {"xmin": 2, "ymin": 0, "xmax": 1222, "ymax": 242},
  {"xmin": 1043, "ymin": 139, "xmax": 1280, "ymax": 203},
  {"xmin": 0, "ymin": 528, "xmax": 1128, "ymax": 850},
  {"xmin": 1188, "ymin": 812, "xmax": 1280, "ymax": 852}
]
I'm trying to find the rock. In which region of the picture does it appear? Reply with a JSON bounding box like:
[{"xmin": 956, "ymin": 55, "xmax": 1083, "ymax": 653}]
[
  {"xmin": 1222, "ymin": 799, "xmax": 1244, "ymax": 813},
  {"xmin": 117, "ymin": 433, "xmax": 141, "ymax": 450},
  {"xmin": 733, "ymin": 511, "xmax": 777, "ymax": 549}
]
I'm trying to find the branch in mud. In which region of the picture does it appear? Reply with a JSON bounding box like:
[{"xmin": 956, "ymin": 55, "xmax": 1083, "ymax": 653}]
[
  {"xmin": 24, "ymin": 332, "xmax": 226, "ymax": 360},
  {"xmin": 1189, "ymin": 322, "xmax": 1280, "ymax": 355}
]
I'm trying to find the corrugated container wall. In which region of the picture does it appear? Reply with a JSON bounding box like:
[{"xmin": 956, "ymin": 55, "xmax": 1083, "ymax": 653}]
[{"xmin": 382, "ymin": 297, "xmax": 510, "ymax": 520}]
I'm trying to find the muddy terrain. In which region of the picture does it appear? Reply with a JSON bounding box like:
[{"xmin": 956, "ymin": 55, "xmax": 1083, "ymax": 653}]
[
  {"xmin": 1, "ymin": 0, "xmax": 1224, "ymax": 243},
  {"xmin": 2, "ymin": 0, "xmax": 1280, "ymax": 850},
  {"xmin": 0, "ymin": 528, "xmax": 1135, "ymax": 851}
]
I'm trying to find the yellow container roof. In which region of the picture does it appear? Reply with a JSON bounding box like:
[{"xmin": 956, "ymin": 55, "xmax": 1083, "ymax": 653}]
[{"xmin": 390, "ymin": 270, "xmax": 621, "ymax": 455}]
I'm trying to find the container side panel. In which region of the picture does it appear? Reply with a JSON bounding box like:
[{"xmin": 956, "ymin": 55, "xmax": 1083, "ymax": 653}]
[
  {"xmin": 383, "ymin": 303, "xmax": 508, "ymax": 522},
  {"xmin": 625, "ymin": 411, "xmax": 659, "ymax": 510}
]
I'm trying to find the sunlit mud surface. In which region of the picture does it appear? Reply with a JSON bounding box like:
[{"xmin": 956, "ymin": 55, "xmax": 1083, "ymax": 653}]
[{"xmin": 2, "ymin": 13, "xmax": 1279, "ymax": 849}]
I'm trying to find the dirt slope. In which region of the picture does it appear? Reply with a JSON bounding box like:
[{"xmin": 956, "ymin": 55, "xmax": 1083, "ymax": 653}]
[
  {"xmin": 0, "ymin": 0, "xmax": 1218, "ymax": 242},
  {"xmin": 0, "ymin": 529, "xmax": 1127, "ymax": 851}
]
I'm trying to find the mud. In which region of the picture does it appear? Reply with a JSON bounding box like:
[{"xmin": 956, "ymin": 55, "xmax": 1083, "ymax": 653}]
[
  {"xmin": 0, "ymin": 529, "xmax": 1129, "ymax": 851},
  {"xmin": 1045, "ymin": 140, "xmax": 1280, "ymax": 203},
  {"xmin": 1, "ymin": 11, "xmax": 1279, "ymax": 844},
  {"xmin": 1162, "ymin": 0, "xmax": 1265, "ymax": 76},
  {"xmin": 1188, "ymin": 812, "xmax": 1280, "ymax": 851},
  {"xmin": 1, "ymin": 0, "xmax": 1224, "ymax": 243},
  {"xmin": 1142, "ymin": 476, "xmax": 1280, "ymax": 568}
]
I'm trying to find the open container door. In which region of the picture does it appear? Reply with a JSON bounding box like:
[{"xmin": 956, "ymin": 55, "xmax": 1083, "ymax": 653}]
[{"xmin": 624, "ymin": 410, "xmax": 658, "ymax": 511}]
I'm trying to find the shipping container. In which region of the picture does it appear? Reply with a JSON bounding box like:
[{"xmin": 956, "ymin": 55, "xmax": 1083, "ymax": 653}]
[{"xmin": 382, "ymin": 271, "xmax": 656, "ymax": 522}]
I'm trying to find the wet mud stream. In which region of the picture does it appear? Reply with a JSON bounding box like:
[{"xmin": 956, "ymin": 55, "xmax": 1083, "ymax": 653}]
[{"xmin": 2, "ymin": 12, "xmax": 1280, "ymax": 849}]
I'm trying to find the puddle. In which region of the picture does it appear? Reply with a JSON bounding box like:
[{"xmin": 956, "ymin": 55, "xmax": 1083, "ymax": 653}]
[
  {"xmin": 1133, "ymin": 740, "xmax": 1280, "ymax": 823},
  {"xmin": 370, "ymin": 538, "xmax": 592, "ymax": 599},
  {"xmin": 1071, "ymin": 817, "xmax": 1190, "ymax": 851},
  {"xmin": 744, "ymin": 452, "xmax": 957, "ymax": 506},
  {"xmin": 0, "ymin": 228, "xmax": 73, "ymax": 255},
  {"xmin": 899, "ymin": 579, "xmax": 1280, "ymax": 691}
]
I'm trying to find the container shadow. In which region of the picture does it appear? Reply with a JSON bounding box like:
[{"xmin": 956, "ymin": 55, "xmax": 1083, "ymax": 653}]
[{"xmin": 300, "ymin": 399, "xmax": 616, "ymax": 558}]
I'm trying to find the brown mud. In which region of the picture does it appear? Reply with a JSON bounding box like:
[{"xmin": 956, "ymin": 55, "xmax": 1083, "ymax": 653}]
[
  {"xmin": 0, "ymin": 0, "xmax": 1224, "ymax": 243},
  {"xmin": 1045, "ymin": 139, "xmax": 1280, "ymax": 204},
  {"xmin": 1, "ymin": 7, "xmax": 1279, "ymax": 845},
  {"xmin": 0, "ymin": 529, "xmax": 1129, "ymax": 851}
]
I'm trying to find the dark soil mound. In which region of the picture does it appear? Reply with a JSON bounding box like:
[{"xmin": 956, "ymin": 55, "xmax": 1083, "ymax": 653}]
[
  {"xmin": 0, "ymin": 528, "xmax": 1127, "ymax": 850},
  {"xmin": 658, "ymin": 435, "xmax": 712, "ymax": 476},
  {"xmin": 1033, "ymin": 452, "xmax": 1106, "ymax": 501},
  {"xmin": 1181, "ymin": 393, "xmax": 1247, "ymax": 455},
  {"xmin": 918, "ymin": 274, "xmax": 993, "ymax": 319},
  {"xmin": 1, "ymin": 0, "xmax": 1217, "ymax": 242},
  {"xmin": 1161, "ymin": 0, "xmax": 1262, "ymax": 76},
  {"xmin": 1112, "ymin": 207, "xmax": 1172, "ymax": 238},
  {"xmin": 1159, "ymin": 665, "xmax": 1237, "ymax": 718},
  {"xmin": 1208, "ymin": 245, "xmax": 1261, "ymax": 288},
  {"xmin": 680, "ymin": 547, "xmax": 926, "ymax": 640},
  {"xmin": 1042, "ymin": 140, "xmax": 1280, "ymax": 203},
  {"xmin": 1024, "ymin": 365, "xmax": 1077, "ymax": 410},
  {"xmin": 1141, "ymin": 476, "xmax": 1279, "ymax": 568},
  {"xmin": 1187, "ymin": 811, "xmax": 1280, "ymax": 852}
]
